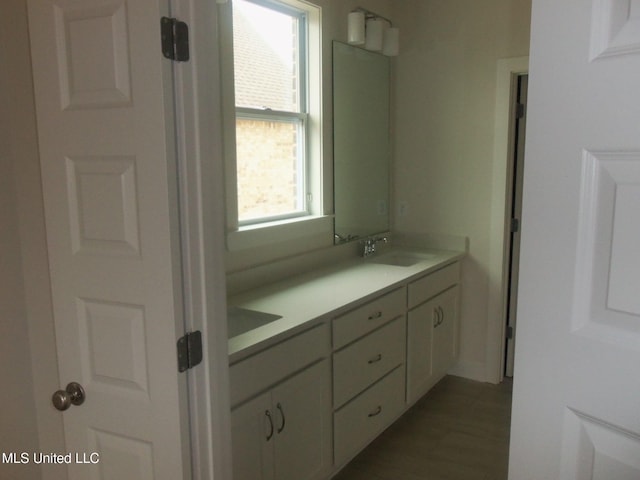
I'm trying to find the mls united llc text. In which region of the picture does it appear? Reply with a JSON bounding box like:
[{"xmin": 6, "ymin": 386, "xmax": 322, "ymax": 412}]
[{"xmin": 2, "ymin": 452, "xmax": 100, "ymax": 464}]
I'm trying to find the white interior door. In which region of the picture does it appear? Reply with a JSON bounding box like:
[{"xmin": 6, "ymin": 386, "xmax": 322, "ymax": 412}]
[
  {"xmin": 510, "ymin": 1, "xmax": 640, "ymax": 478},
  {"xmin": 28, "ymin": 0, "xmax": 190, "ymax": 478}
]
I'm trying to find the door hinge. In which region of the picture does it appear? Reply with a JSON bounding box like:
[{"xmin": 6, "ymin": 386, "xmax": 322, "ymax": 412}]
[
  {"xmin": 506, "ymin": 325, "xmax": 514, "ymax": 340},
  {"xmin": 177, "ymin": 330, "xmax": 202, "ymax": 372},
  {"xmin": 161, "ymin": 17, "xmax": 190, "ymax": 62},
  {"xmin": 511, "ymin": 218, "xmax": 520, "ymax": 233},
  {"xmin": 516, "ymin": 103, "xmax": 526, "ymax": 119}
]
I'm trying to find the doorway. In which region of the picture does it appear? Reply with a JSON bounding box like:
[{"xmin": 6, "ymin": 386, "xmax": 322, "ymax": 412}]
[{"xmin": 504, "ymin": 74, "xmax": 528, "ymax": 377}]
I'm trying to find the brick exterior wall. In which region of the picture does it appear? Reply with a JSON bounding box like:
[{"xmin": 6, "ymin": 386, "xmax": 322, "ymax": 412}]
[{"xmin": 236, "ymin": 118, "xmax": 300, "ymax": 221}]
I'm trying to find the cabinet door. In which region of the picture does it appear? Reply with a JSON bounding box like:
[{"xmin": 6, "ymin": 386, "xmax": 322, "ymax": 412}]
[
  {"xmin": 272, "ymin": 360, "xmax": 332, "ymax": 480},
  {"xmin": 406, "ymin": 299, "xmax": 436, "ymax": 404},
  {"xmin": 231, "ymin": 393, "xmax": 275, "ymax": 480},
  {"xmin": 432, "ymin": 286, "xmax": 459, "ymax": 380}
]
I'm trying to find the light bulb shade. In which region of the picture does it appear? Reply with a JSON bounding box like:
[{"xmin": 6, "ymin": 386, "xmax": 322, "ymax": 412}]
[
  {"xmin": 364, "ymin": 18, "xmax": 385, "ymax": 51},
  {"xmin": 347, "ymin": 11, "xmax": 365, "ymax": 45},
  {"xmin": 382, "ymin": 27, "xmax": 399, "ymax": 56}
]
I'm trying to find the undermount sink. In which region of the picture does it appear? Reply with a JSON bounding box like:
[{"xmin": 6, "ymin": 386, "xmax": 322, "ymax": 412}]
[
  {"xmin": 227, "ymin": 306, "xmax": 282, "ymax": 337},
  {"xmin": 369, "ymin": 251, "xmax": 434, "ymax": 267}
]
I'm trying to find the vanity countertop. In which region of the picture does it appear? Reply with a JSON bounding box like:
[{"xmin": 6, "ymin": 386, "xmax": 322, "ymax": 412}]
[{"xmin": 227, "ymin": 248, "xmax": 464, "ymax": 363}]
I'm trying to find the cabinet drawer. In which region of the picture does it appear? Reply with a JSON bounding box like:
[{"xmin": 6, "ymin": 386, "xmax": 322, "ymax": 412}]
[
  {"xmin": 333, "ymin": 317, "xmax": 405, "ymax": 408},
  {"xmin": 333, "ymin": 366, "xmax": 405, "ymax": 466},
  {"xmin": 408, "ymin": 262, "xmax": 460, "ymax": 309},
  {"xmin": 332, "ymin": 288, "xmax": 405, "ymax": 349},
  {"xmin": 229, "ymin": 323, "xmax": 330, "ymax": 407}
]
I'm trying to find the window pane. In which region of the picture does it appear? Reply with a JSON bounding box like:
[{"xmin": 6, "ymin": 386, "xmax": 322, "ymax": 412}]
[
  {"xmin": 233, "ymin": 0, "xmax": 301, "ymax": 112},
  {"xmin": 236, "ymin": 117, "xmax": 304, "ymax": 222}
]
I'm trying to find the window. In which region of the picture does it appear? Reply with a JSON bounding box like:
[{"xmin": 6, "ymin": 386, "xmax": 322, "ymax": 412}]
[
  {"xmin": 221, "ymin": 0, "xmax": 326, "ymax": 253},
  {"xmin": 232, "ymin": 0, "xmax": 312, "ymax": 226}
]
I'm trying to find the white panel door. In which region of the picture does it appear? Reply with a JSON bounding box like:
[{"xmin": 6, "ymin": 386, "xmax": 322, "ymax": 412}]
[
  {"xmin": 510, "ymin": 1, "xmax": 640, "ymax": 479},
  {"xmin": 27, "ymin": 0, "xmax": 190, "ymax": 478}
]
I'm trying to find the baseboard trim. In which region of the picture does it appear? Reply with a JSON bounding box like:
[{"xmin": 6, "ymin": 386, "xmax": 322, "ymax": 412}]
[{"xmin": 448, "ymin": 359, "xmax": 488, "ymax": 383}]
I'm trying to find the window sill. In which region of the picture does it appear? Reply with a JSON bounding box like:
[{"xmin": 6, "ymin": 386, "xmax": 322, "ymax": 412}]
[{"xmin": 226, "ymin": 215, "xmax": 333, "ymax": 252}]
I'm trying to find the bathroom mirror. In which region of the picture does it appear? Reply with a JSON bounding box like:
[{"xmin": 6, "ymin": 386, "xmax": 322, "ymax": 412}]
[{"xmin": 333, "ymin": 41, "xmax": 391, "ymax": 244}]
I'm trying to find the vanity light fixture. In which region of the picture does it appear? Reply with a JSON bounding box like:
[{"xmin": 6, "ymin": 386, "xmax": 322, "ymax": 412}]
[
  {"xmin": 347, "ymin": 7, "xmax": 399, "ymax": 56},
  {"xmin": 347, "ymin": 11, "xmax": 366, "ymax": 45}
]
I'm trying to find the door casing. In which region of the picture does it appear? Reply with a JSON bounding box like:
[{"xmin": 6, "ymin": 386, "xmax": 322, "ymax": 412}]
[{"xmin": 486, "ymin": 56, "xmax": 529, "ymax": 384}]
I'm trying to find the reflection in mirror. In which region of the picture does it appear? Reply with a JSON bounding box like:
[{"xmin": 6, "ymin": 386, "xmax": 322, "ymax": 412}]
[{"xmin": 333, "ymin": 41, "xmax": 391, "ymax": 244}]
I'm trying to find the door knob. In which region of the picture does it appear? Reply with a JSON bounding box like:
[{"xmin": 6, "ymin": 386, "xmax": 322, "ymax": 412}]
[{"xmin": 52, "ymin": 382, "xmax": 86, "ymax": 411}]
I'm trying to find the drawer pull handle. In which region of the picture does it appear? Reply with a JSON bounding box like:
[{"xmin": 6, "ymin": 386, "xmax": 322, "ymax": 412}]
[
  {"xmin": 276, "ymin": 403, "xmax": 286, "ymax": 434},
  {"xmin": 265, "ymin": 410, "xmax": 274, "ymax": 441},
  {"xmin": 368, "ymin": 406, "xmax": 383, "ymax": 417},
  {"xmin": 368, "ymin": 311, "xmax": 383, "ymax": 320},
  {"xmin": 368, "ymin": 354, "xmax": 383, "ymax": 364},
  {"xmin": 434, "ymin": 306, "xmax": 444, "ymax": 327}
]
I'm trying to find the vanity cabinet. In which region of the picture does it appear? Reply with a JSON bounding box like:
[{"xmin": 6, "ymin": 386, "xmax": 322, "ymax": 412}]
[
  {"xmin": 331, "ymin": 288, "xmax": 406, "ymax": 466},
  {"xmin": 230, "ymin": 325, "xmax": 332, "ymax": 480},
  {"xmin": 406, "ymin": 263, "xmax": 460, "ymax": 404},
  {"xmin": 229, "ymin": 254, "xmax": 463, "ymax": 478}
]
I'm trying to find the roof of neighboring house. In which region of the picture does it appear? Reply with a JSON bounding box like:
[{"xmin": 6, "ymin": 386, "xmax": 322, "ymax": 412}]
[{"xmin": 233, "ymin": 10, "xmax": 297, "ymax": 111}]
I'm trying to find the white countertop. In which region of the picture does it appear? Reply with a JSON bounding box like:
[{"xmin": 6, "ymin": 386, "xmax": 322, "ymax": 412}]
[{"xmin": 227, "ymin": 248, "xmax": 464, "ymax": 362}]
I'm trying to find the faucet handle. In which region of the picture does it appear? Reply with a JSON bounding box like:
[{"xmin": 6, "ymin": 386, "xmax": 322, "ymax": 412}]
[
  {"xmin": 360, "ymin": 238, "xmax": 372, "ymax": 257},
  {"xmin": 360, "ymin": 236, "xmax": 389, "ymax": 257}
]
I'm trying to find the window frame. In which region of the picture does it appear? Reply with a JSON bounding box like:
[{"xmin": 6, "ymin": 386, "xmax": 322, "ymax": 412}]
[
  {"xmin": 225, "ymin": 0, "xmax": 323, "ymax": 239},
  {"xmin": 219, "ymin": 0, "xmax": 327, "ymax": 257}
]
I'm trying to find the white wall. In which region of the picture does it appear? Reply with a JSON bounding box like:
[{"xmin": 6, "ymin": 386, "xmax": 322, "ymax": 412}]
[
  {"xmin": 392, "ymin": 0, "xmax": 532, "ymax": 381},
  {"xmin": 0, "ymin": 1, "xmax": 64, "ymax": 479}
]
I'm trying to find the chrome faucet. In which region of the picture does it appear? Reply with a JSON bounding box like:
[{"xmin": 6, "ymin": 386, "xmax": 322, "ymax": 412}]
[{"xmin": 360, "ymin": 236, "xmax": 388, "ymax": 257}]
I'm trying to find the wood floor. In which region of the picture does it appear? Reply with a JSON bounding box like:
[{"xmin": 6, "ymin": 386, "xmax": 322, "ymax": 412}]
[{"xmin": 332, "ymin": 375, "xmax": 513, "ymax": 480}]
